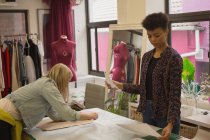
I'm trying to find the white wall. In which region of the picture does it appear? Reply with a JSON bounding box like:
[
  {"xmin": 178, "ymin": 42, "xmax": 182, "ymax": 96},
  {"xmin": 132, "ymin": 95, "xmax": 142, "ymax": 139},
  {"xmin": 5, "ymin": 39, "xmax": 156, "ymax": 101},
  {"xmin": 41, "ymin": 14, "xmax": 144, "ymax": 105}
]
[
  {"xmin": 0, "ymin": 0, "xmax": 49, "ymax": 33},
  {"xmin": 145, "ymin": 0, "xmax": 165, "ymax": 51},
  {"xmin": 117, "ymin": 0, "xmax": 146, "ymax": 24},
  {"xmin": 73, "ymin": 1, "xmax": 89, "ymax": 76},
  {"xmin": 146, "ymin": 0, "xmax": 165, "ymax": 15},
  {"xmin": 0, "ymin": 0, "xmax": 89, "ymax": 76},
  {"xmin": 116, "ymin": 0, "xmax": 165, "ymax": 56},
  {"xmin": 0, "ymin": 0, "xmax": 165, "ymax": 76}
]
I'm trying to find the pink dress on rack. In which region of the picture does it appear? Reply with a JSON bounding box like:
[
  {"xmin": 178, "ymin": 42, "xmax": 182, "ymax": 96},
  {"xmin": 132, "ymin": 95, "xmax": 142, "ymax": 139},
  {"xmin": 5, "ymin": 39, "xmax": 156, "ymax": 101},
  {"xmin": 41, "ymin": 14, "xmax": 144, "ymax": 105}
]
[
  {"xmin": 51, "ymin": 36, "xmax": 77, "ymax": 81},
  {"xmin": 111, "ymin": 43, "xmax": 129, "ymax": 82}
]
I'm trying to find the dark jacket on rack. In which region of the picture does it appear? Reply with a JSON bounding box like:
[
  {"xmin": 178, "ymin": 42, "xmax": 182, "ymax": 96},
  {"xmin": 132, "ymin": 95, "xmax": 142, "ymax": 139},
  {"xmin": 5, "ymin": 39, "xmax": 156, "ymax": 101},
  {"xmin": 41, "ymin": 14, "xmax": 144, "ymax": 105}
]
[
  {"xmin": 24, "ymin": 39, "xmax": 42, "ymax": 80},
  {"xmin": 123, "ymin": 47, "xmax": 183, "ymax": 124},
  {"xmin": 17, "ymin": 41, "xmax": 27, "ymax": 85}
]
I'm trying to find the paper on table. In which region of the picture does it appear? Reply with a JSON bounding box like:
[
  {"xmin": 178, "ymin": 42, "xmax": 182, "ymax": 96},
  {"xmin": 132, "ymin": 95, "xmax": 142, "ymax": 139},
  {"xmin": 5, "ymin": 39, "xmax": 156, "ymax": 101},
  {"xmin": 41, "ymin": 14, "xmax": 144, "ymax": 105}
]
[
  {"xmin": 36, "ymin": 117, "xmax": 93, "ymax": 131},
  {"xmin": 130, "ymin": 138, "xmax": 144, "ymax": 140},
  {"xmin": 117, "ymin": 123, "xmax": 161, "ymax": 138},
  {"xmin": 104, "ymin": 72, "xmax": 119, "ymax": 90}
]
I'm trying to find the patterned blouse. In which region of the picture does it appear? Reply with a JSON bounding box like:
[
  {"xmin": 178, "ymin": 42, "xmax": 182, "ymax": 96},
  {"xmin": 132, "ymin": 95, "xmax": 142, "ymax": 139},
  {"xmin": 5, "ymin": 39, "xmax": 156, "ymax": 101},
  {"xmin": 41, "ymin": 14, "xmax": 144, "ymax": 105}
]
[{"xmin": 123, "ymin": 47, "xmax": 183, "ymax": 123}]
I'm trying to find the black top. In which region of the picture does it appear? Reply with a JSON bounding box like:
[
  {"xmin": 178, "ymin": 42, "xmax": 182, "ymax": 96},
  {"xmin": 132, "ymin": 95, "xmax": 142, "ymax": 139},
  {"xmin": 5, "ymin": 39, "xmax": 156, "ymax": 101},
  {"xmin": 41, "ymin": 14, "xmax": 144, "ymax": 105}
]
[
  {"xmin": 146, "ymin": 56, "xmax": 160, "ymax": 100},
  {"xmin": 24, "ymin": 39, "xmax": 42, "ymax": 80}
]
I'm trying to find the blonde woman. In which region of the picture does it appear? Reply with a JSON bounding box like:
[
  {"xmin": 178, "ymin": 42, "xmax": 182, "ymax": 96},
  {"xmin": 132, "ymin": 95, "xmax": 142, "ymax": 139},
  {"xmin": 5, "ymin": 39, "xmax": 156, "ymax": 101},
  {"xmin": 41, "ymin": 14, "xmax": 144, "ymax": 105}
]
[{"xmin": 0, "ymin": 63, "xmax": 98, "ymax": 140}]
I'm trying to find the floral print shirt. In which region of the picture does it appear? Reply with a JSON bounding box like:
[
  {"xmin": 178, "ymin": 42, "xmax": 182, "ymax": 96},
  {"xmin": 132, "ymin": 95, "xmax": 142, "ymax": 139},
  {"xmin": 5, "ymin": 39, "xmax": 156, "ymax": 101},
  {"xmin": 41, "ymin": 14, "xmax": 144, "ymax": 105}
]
[{"xmin": 123, "ymin": 47, "xmax": 183, "ymax": 123}]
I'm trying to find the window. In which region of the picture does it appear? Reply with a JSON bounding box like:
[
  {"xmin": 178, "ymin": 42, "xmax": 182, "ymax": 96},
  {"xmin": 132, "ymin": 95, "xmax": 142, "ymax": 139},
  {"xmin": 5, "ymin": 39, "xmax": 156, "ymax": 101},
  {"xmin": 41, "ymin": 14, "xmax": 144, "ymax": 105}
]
[
  {"xmin": 168, "ymin": 0, "xmax": 210, "ymax": 14},
  {"xmin": 171, "ymin": 21, "xmax": 209, "ymax": 83},
  {"xmin": 88, "ymin": 0, "xmax": 117, "ymax": 22},
  {"xmin": 0, "ymin": 10, "xmax": 28, "ymax": 35},
  {"xmin": 166, "ymin": 0, "xmax": 210, "ymax": 104},
  {"xmin": 86, "ymin": 0, "xmax": 117, "ymax": 76}
]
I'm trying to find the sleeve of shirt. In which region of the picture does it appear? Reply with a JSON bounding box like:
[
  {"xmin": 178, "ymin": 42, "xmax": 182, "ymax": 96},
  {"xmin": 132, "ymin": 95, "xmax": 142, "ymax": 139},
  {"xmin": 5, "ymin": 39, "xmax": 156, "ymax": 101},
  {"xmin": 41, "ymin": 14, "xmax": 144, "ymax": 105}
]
[
  {"xmin": 123, "ymin": 83, "xmax": 141, "ymax": 95},
  {"xmin": 42, "ymin": 81, "xmax": 80, "ymax": 121},
  {"xmin": 46, "ymin": 106, "xmax": 62, "ymax": 121},
  {"xmin": 167, "ymin": 54, "xmax": 183, "ymax": 123}
]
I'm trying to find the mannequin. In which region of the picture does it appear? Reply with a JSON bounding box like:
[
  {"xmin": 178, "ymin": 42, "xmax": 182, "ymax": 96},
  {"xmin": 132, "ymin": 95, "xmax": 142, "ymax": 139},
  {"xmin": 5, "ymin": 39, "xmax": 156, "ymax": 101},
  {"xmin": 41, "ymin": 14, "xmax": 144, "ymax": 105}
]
[
  {"xmin": 110, "ymin": 42, "xmax": 129, "ymax": 82},
  {"xmin": 51, "ymin": 35, "xmax": 77, "ymax": 81}
]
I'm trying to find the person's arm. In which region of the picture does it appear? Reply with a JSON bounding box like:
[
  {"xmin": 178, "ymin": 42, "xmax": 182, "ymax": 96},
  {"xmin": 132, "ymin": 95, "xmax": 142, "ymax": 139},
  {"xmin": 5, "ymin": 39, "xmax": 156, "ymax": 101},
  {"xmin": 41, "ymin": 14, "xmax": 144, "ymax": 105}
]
[
  {"xmin": 167, "ymin": 54, "xmax": 182, "ymax": 123},
  {"xmin": 121, "ymin": 53, "xmax": 147, "ymax": 95},
  {"xmin": 79, "ymin": 111, "xmax": 98, "ymax": 120},
  {"xmin": 122, "ymin": 83, "xmax": 141, "ymax": 95},
  {"xmin": 161, "ymin": 55, "xmax": 183, "ymax": 139},
  {"xmin": 47, "ymin": 105, "xmax": 98, "ymax": 121},
  {"xmin": 112, "ymin": 80, "xmax": 123, "ymax": 89},
  {"xmin": 106, "ymin": 80, "xmax": 141, "ymax": 94},
  {"xmin": 43, "ymin": 81, "xmax": 97, "ymax": 121},
  {"xmin": 46, "ymin": 106, "xmax": 62, "ymax": 121},
  {"xmin": 161, "ymin": 122, "xmax": 173, "ymax": 140}
]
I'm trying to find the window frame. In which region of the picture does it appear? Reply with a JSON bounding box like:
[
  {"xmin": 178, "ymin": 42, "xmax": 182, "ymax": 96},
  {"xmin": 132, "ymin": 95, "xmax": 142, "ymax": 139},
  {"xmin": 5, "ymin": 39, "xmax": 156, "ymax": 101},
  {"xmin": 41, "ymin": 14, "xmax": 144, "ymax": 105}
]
[
  {"xmin": 85, "ymin": 0, "xmax": 117, "ymax": 77},
  {"xmin": 165, "ymin": 0, "xmax": 210, "ymax": 74}
]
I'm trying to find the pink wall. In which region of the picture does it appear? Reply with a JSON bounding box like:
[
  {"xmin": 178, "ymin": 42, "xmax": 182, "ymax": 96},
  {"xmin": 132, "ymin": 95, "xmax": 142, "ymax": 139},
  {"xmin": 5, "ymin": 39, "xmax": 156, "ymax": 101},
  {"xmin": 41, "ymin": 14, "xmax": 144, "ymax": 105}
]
[
  {"xmin": 172, "ymin": 22, "xmax": 209, "ymax": 62},
  {"xmin": 182, "ymin": 0, "xmax": 210, "ymax": 13},
  {"xmin": 172, "ymin": 0, "xmax": 210, "ymax": 83},
  {"xmin": 172, "ymin": 0, "xmax": 210, "ymax": 61},
  {"xmin": 98, "ymin": 32, "xmax": 109, "ymax": 71}
]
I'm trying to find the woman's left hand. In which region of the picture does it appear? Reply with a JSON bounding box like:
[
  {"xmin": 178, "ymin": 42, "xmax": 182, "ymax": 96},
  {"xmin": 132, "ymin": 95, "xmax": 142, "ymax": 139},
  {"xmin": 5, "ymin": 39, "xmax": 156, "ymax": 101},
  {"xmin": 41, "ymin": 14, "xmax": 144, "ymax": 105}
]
[{"xmin": 159, "ymin": 123, "xmax": 173, "ymax": 140}]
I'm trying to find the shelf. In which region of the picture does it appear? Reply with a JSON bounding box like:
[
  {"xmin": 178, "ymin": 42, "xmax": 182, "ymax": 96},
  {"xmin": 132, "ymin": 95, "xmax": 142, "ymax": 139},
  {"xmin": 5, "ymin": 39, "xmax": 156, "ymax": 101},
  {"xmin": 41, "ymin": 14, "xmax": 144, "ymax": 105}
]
[
  {"xmin": 172, "ymin": 26, "xmax": 205, "ymax": 31},
  {"xmin": 0, "ymin": 2, "xmax": 17, "ymax": 7}
]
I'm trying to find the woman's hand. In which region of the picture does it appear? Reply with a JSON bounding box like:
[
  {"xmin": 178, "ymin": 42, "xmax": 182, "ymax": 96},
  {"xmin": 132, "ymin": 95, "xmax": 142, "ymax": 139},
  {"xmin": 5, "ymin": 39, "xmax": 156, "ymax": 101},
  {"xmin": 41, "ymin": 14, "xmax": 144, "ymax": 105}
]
[
  {"xmin": 105, "ymin": 80, "xmax": 123, "ymax": 90},
  {"xmin": 159, "ymin": 123, "xmax": 173, "ymax": 140},
  {"xmin": 79, "ymin": 111, "xmax": 98, "ymax": 120}
]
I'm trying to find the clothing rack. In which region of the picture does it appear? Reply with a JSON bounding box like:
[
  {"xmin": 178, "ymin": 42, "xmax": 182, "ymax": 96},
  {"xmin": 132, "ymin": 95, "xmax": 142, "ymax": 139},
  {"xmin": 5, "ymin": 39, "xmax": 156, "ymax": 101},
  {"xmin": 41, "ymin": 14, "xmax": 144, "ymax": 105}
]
[
  {"xmin": 126, "ymin": 43, "xmax": 135, "ymax": 52},
  {"xmin": 112, "ymin": 40, "xmax": 140, "ymax": 54},
  {"xmin": 0, "ymin": 33, "xmax": 39, "ymax": 45},
  {"xmin": 0, "ymin": 33, "xmax": 38, "ymax": 38},
  {"xmin": 0, "ymin": 33, "xmax": 39, "ymax": 42},
  {"xmin": 112, "ymin": 39, "xmax": 121, "ymax": 47},
  {"xmin": 125, "ymin": 43, "xmax": 140, "ymax": 54}
]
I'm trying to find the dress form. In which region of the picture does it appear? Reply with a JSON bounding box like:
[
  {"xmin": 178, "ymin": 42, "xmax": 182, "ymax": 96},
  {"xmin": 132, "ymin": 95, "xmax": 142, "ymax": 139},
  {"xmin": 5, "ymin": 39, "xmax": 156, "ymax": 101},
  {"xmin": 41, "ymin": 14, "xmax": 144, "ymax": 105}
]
[
  {"xmin": 51, "ymin": 35, "xmax": 77, "ymax": 81},
  {"xmin": 111, "ymin": 42, "xmax": 129, "ymax": 82}
]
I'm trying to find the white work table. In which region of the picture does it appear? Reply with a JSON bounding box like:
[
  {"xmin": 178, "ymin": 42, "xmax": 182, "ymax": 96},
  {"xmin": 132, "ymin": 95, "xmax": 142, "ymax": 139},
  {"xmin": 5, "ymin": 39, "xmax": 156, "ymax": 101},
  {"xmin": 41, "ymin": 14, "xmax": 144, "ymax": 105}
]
[
  {"xmin": 182, "ymin": 113, "xmax": 210, "ymax": 128},
  {"xmin": 180, "ymin": 105, "xmax": 210, "ymax": 140},
  {"xmin": 181, "ymin": 105, "xmax": 210, "ymax": 128},
  {"xmin": 25, "ymin": 108, "xmax": 189, "ymax": 140}
]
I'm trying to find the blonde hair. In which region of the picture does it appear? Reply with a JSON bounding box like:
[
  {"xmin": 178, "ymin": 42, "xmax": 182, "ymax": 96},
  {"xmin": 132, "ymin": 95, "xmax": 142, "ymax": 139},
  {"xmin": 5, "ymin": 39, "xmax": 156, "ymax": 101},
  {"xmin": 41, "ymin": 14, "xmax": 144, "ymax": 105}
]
[{"xmin": 47, "ymin": 63, "xmax": 73, "ymax": 102}]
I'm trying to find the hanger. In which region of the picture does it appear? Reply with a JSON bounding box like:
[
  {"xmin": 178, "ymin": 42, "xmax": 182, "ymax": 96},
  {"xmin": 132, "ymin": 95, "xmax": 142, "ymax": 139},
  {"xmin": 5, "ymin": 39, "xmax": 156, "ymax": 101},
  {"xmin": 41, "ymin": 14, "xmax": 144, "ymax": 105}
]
[
  {"xmin": 25, "ymin": 34, "xmax": 30, "ymax": 47},
  {"xmin": 25, "ymin": 34, "xmax": 30, "ymax": 55},
  {"xmin": 30, "ymin": 33, "xmax": 38, "ymax": 44},
  {"xmin": 125, "ymin": 43, "xmax": 135, "ymax": 52},
  {"xmin": 18, "ymin": 35, "xmax": 22, "ymax": 42}
]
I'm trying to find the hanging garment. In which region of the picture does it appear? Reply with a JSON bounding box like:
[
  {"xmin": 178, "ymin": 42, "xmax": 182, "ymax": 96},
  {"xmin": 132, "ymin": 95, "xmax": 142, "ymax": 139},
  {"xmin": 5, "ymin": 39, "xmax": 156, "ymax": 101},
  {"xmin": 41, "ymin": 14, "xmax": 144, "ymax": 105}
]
[
  {"xmin": 127, "ymin": 52, "xmax": 135, "ymax": 83},
  {"xmin": 0, "ymin": 47, "xmax": 4, "ymax": 98},
  {"xmin": 1, "ymin": 47, "xmax": 9, "ymax": 97},
  {"xmin": 24, "ymin": 39, "xmax": 42, "ymax": 80},
  {"xmin": 24, "ymin": 55, "xmax": 36, "ymax": 83},
  {"xmin": 134, "ymin": 55, "xmax": 141, "ymax": 85},
  {"xmin": 37, "ymin": 40, "xmax": 45, "ymax": 75},
  {"xmin": 11, "ymin": 42, "xmax": 20, "ymax": 92},
  {"xmin": 17, "ymin": 41, "xmax": 27, "ymax": 86}
]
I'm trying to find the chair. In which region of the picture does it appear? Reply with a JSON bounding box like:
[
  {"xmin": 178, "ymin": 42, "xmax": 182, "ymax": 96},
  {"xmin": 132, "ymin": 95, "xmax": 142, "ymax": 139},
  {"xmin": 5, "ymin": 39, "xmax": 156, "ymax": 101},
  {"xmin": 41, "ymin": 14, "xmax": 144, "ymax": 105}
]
[{"xmin": 85, "ymin": 83, "xmax": 105, "ymax": 109}]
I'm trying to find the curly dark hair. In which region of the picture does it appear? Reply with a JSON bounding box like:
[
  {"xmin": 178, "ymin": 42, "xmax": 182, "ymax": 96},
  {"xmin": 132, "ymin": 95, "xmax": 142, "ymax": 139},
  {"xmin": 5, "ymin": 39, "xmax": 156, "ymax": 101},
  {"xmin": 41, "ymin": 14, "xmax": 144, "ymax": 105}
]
[{"xmin": 142, "ymin": 12, "xmax": 169, "ymax": 31}]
